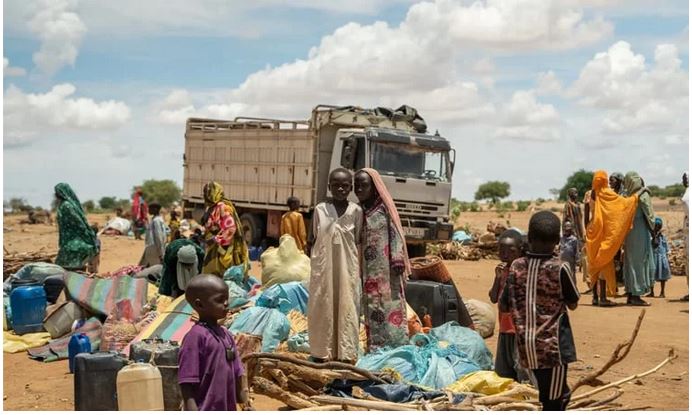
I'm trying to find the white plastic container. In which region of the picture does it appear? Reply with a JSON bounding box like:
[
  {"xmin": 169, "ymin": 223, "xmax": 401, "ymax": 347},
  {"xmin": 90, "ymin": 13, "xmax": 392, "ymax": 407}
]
[
  {"xmin": 116, "ymin": 363, "xmax": 164, "ymax": 411},
  {"xmin": 43, "ymin": 302, "xmax": 85, "ymax": 339}
]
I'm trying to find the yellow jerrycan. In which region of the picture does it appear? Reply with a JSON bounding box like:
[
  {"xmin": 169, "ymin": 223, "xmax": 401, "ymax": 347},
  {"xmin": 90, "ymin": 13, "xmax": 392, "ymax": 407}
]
[{"xmin": 116, "ymin": 362, "xmax": 165, "ymax": 410}]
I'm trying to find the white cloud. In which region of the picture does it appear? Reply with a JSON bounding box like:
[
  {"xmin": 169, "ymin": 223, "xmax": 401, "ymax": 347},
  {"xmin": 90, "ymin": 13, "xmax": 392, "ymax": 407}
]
[
  {"xmin": 28, "ymin": 0, "xmax": 87, "ymax": 76},
  {"xmin": 156, "ymin": 90, "xmax": 198, "ymax": 125},
  {"xmin": 4, "ymin": 83, "xmax": 131, "ymax": 146},
  {"xmin": 3, "ymin": 57, "xmax": 27, "ymax": 77},
  {"xmin": 494, "ymin": 90, "xmax": 561, "ymax": 141},
  {"xmin": 536, "ymin": 71, "xmax": 563, "ymax": 95},
  {"xmin": 569, "ymin": 41, "xmax": 688, "ymax": 135}
]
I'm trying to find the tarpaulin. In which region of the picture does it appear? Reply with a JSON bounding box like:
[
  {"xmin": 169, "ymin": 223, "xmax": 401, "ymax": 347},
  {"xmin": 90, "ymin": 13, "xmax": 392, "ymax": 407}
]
[
  {"xmin": 64, "ymin": 272, "xmax": 149, "ymax": 318},
  {"xmin": 122, "ymin": 295, "xmax": 194, "ymax": 356},
  {"xmin": 430, "ymin": 322, "xmax": 494, "ymax": 370},
  {"xmin": 229, "ymin": 306, "xmax": 290, "ymax": 352},
  {"xmin": 255, "ymin": 282, "xmax": 308, "ymax": 314},
  {"xmin": 3, "ymin": 331, "xmax": 51, "ymax": 353},
  {"xmin": 27, "ymin": 317, "xmax": 102, "ymax": 362}
]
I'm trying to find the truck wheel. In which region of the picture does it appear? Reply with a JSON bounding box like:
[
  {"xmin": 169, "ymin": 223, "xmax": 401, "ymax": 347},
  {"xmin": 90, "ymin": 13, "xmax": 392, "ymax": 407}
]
[
  {"xmin": 240, "ymin": 213, "xmax": 265, "ymax": 247},
  {"xmin": 407, "ymin": 243, "xmax": 427, "ymax": 258}
]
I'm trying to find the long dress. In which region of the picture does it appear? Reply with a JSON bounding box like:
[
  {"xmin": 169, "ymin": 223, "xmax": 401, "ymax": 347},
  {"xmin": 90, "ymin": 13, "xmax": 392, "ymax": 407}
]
[
  {"xmin": 55, "ymin": 184, "xmax": 99, "ymax": 270},
  {"xmin": 653, "ymin": 234, "xmax": 671, "ymax": 282},
  {"xmin": 139, "ymin": 215, "xmax": 167, "ymax": 267},
  {"xmin": 307, "ymin": 201, "xmax": 363, "ymax": 362},
  {"xmin": 202, "ymin": 201, "xmax": 238, "ymax": 277},
  {"xmin": 622, "ymin": 204, "xmax": 656, "ymax": 296},
  {"xmin": 361, "ymin": 201, "xmax": 409, "ymax": 352}
]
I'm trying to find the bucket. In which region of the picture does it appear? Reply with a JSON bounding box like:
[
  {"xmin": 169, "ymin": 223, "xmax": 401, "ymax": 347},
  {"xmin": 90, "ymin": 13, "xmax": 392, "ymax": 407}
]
[
  {"xmin": 10, "ymin": 284, "xmax": 47, "ymax": 335},
  {"xmin": 116, "ymin": 362, "xmax": 164, "ymax": 411},
  {"xmin": 44, "ymin": 302, "xmax": 86, "ymax": 339},
  {"xmin": 68, "ymin": 333, "xmax": 92, "ymax": 373}
]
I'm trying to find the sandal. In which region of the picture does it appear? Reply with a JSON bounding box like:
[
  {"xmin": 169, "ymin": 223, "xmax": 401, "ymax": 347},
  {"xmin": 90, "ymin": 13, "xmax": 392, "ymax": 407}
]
[
  {"xmin": 629, "ymin": 297, "xmax": 650, "ymax": 307},
  {"xmin": 599, "ymin": 299, "xmax": 617, "ymax": 307}
]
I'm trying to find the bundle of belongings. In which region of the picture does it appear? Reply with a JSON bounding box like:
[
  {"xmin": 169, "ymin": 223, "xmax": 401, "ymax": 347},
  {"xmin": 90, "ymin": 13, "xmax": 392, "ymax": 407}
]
[{"xmin": 102, "ymin": 217, "xmax": 131, "ymax": 236}]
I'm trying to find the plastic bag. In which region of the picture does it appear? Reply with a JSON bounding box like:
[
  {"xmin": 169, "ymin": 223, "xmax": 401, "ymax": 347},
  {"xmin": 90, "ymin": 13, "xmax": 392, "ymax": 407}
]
[
  {"xmin": 4, "ymin": 262, "xmax": 65, "ymax": 294},
  {"xmin": 261, "ymin": 235, "xmax": 310, "ymax": 288},
  {"xmin": 430, "ymin": 322, "xmax": 494, "ymax": 370},
  {"xmin": 255, "ymin": 282, "xmax": 308, "ymax": 314},
  {"xmin": 228, "ymin": 306, "xmax": 290, "ymax": 352},
  {"xmin": 287, "ymin": 332, "xmax": 310, "ymax": 353},
  {"xmin": 463, "ymin": 299, "xmax": 496, "ymax": 339},
  {"xmin": 226, "ymin": 281, "xmax": 250, "ymax": 309},
  {"xmin": 445, "ymin": 371, "xmax": 514, "ymax": 395}
]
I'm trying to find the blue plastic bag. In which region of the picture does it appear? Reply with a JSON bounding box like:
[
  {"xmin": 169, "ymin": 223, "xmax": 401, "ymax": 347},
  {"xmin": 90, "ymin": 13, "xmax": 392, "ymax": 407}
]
[
  {"xmin": 287, "ymin": 332, "xmax": 310, "ymax": 353},
  {"xmin": 452, "ymin": 231, "xmax": 472, "ymax": 244},
  {"xmin": 255, "ymin": 282, "xmax": 308, "ymax": 314},
  {"xmin": 228, "ymin": 306, "xmax": 290, "ymax": 352},
  {"xmin": 430, "ymin": 322, "xmax": 494, "ymax": 370}
]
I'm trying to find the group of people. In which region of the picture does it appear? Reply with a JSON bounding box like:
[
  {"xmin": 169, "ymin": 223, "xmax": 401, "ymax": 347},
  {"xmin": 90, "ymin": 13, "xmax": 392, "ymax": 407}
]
[{"xmin": 560, "ymin": 171, "xmax": 689, "ymax": 306}]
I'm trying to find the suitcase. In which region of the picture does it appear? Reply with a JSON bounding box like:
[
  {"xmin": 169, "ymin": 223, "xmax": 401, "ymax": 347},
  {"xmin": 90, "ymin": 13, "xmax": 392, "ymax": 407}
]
[
  {"xmin": 129, "ymin": 339, "xmax": 182, "ymax": 411},
  {"xmin": 74, "ymin": 351, "xmax": 128, "ymax": 411},
  {"xmin": 405, "ymin": 280, "xmax": 473, "ymax": 328}
]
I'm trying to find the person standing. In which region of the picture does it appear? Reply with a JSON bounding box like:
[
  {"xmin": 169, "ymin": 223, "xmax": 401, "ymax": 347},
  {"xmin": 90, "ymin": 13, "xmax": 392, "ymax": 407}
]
[
  {"xmin": 201, "ymin": 182, "xmax": 249, "ymax": 278},
  {"xmin": 681, "ymin": 172, "xmax": 689, "ymax": 302},
  {"xmin": 585, "ymin": 171, "xmax": 638, "ymax": 307},
  {"xmin": 648, "ymin": 217, "xmax": 671, "ymax": 298},
  {"xmin": 354, "ymin": 168, "xmax": 410, "ymax": 352},
  {"xmin": 139, "ymin": 202, "xmax": 167, "ymax": 267},
  {"xmin": 622, "ymin": 172, "xmax": 656, "ymax": 306},
  {"xmin": 131, "ymin": 187, "xmax": 149, "ymax": 240},
  {"xmin": 54, "ymin": 183, "xmax": 100, "ymax": 271},
  {"xmin": 308, "ymin": 168, "xmax": 363, "ymax": 363},
  {"xmin": 280, "ymin": 196, "xmax": 308, "ymax": 253},
  {"xmin": 562, "ymin": 188, "xmax": 585, "ymax": 243}
]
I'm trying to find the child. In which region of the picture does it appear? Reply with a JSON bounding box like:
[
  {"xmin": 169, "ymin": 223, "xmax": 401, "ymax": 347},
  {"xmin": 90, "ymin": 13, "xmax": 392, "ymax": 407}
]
[
  {"xmin": 488, "ymin": 229, "xmax": 526, "ymax": 382},
  {"xmin": 178, "ymin": 274, "xmax": 248, "ymax": 410},
  {"xmin": 559, "ymin": 221, "xmax": 580, "ymax": 278},
  {"xmin": 307, "ymin": 168, "xmax": 363, "ymax": 363},
  {"xmin": 87, "ymin": 223, "xmax": 101, "ymax": 274},
  {"xmin": 139, "ymin": 202, "xmax": 167, "ymax": 267},
  {"xmin": 280, "ymin": 196, "xmax": 308, "ymax": 253},
  {"xmin": 501, "ymin": 211, "xmax": 579, "ymax": 411},
  {"xmin": 648, "ymin": 217, "xmax": 671, "ymax": 298},
  {"xmin": 169, "ymin": 210, "xmax": 181, "ymax": 242}
]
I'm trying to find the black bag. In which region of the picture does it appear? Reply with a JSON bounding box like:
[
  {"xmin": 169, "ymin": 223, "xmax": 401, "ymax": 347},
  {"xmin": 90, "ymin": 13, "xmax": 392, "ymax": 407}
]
[
  {"xmin": 43, "ymin": 274, "xmax": 64, "ymax": 304},
  {"xmin": 405, "ymin": 280, "xmax": 473, "ymax": 328}
]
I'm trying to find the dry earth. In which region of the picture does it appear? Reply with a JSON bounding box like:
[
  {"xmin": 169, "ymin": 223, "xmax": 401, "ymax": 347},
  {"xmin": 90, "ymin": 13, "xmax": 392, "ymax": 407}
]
[{"xmin": 2, "ymin": 202, "xmax": 689, "ymax": 410}]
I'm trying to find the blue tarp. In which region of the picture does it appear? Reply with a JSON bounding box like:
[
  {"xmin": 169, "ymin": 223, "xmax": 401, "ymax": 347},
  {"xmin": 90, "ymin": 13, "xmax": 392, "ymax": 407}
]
[
  {"xmin": 430, "ymin": 322, "xmax": 494, "ymax": 370},
  {"xmin": 228, "ymin": 306, "xmax": 290, "ymax": 352},
  {"xmin": 452, "ymin": 230, "xmax": 472, "ymax": 244},
  {"xmin": 255, "ymin": 282, "xmax": 308, "ymax": 314}
]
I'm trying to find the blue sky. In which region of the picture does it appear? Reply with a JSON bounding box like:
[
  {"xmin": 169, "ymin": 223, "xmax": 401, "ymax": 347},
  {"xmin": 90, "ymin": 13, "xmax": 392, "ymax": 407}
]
[{"xmin": 3, "ymin": 0, "xmax": 690, "ymax": 209}]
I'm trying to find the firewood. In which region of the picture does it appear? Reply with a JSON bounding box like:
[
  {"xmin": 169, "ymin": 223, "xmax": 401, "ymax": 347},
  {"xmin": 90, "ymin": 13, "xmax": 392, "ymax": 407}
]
[
  {"xmin": 312, "ymin": 395, "xmax": 420, "ymax": 411},
  {"xmin": 251, "ymin": 377, "xmax": 316, "ymax": 409}
]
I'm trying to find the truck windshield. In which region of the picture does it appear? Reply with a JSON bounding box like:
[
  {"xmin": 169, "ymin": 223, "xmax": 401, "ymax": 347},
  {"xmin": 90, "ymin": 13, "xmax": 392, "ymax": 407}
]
[{"xmin": 370, "ymin": 142, "xmax": 450, "ymax": 182}]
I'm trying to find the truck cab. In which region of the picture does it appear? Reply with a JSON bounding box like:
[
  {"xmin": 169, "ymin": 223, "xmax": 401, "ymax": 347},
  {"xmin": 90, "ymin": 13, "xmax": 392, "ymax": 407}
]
[{"xmin": 330, "ymin": 126, "xmax": 455, "ymax": 250}]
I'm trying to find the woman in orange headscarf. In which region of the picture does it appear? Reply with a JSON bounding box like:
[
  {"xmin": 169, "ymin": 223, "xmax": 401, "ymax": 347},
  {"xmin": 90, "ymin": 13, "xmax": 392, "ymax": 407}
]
[{"xmin": 585, "ymin": 170, "xmax": 638, "ymax": 306}]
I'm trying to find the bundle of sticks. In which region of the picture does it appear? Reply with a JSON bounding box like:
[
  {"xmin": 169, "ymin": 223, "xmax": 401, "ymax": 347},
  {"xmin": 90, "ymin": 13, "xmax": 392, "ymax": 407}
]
[
  {"xmin": 244, "ymin": 310, "xmax": 677, "ymax": 411},
  {"xmin": 667, "ymin": 240, "xmax": 687, "ymax": 276},
  {"xmin": 3, "ymin": 248, "xmax": 58, "ymax": 280},
  {"xmin": 427, "ymin": 241, "xmax": 499, "ymax": 261}
]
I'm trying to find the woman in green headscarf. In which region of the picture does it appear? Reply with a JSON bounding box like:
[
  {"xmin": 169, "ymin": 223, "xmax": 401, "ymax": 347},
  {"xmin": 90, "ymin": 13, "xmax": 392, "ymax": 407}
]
[
  {"xmin": 201, "ymin": 182, "xmax": 249, "ymax": 278},
  {"xmin": 54, "ymin": 183, "xmax": 100, "ymax": 270},
  {"xmin": 622, "ymin": 172, "xmax": 656, "ymax": 306}
]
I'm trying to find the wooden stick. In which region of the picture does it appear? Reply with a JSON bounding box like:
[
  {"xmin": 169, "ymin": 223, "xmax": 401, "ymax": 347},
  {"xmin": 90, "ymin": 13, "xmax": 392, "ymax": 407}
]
[
  {"xmin": 569, "ymin": 388, "xmax": 622, "ymax": 410},
  {"xmin": 571, "ymin": 310, "xmax": 646, "ymax": 391},
  {"xmin": 572, "ymin": 403, "xmax": 621, "ymax": 411},
  {"xmin": 251, "ymin": 377, "xmax": 316, "ymax": 409},
  {"xmin": 244, "ymin": 352, "xmax": 386, "ymax": 383},
  {"xmin": 487, "ymin": 402, "xmax": 541, "ymax": 411},
  {"xmin": 299, "ymin": 405, "xmax": 343, "ymax": 411},
  {"xmin": 287, "ymin": 375, "xmax": 319, "ymax": 396},
  {"xmin": 571, "ymin": 350, "xmax": 677, "ymax": 401},
  {"xmin": 312, "ymin": 395, "xmax": 420, "ymax": 411}
]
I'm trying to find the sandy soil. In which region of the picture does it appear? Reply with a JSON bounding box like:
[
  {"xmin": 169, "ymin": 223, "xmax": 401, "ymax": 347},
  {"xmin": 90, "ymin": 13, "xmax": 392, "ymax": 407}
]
[{"xmin": 2, "ymin": 205, "xmax": 689, "ymax": 410}]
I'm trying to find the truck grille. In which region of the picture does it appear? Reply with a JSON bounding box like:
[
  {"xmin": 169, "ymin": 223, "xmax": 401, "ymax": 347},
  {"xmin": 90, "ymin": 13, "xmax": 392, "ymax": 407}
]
[{"xmin": 394, "ymin": 199, "xmax": 444, "ymax": 216}]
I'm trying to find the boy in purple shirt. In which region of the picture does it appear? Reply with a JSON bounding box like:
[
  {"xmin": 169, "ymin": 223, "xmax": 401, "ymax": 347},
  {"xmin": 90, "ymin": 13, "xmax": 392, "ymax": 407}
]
[{"xmin": 178, "ymin": 274, "xmax": 248, "ymax": 410}]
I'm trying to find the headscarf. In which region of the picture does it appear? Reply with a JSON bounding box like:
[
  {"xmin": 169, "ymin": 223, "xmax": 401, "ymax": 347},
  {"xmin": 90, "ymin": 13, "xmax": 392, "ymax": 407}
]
[
  {"xmin": 176, "ymin": 245, "xmax": 200, "ymax": 290},
  {"xmin": 585, "ymin": 171, "xmax": 638, "ymax": 292},
  {"xmin": 54, "ymin": 183, "xmax": 99, "ymax": 268},
  {"xmin": 654, "ymin": 217, "xmax": 663, "ymax": 228},
  {"xmin": 624, "ymin": 171, "xmax": 655, "ymax": 231},
  {"xmin": 55, "ymin": 182, "xmax": 83, "ymax": 209},
  {"xmin": 202, "ymin": 181, "xmax": 249, "ymax": 274},
  {"xmin": 359, "ymin": 168, "xmax": 411, "ymax": 277}
]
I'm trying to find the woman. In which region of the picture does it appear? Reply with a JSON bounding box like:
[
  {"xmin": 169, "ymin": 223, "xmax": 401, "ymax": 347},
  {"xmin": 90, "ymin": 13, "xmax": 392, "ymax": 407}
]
[
  {"xmin": 201, "ymin": 182, "xmax": 249, "ymax": 277},
  {"xmin": 622, "ymin": 172, "xmax": 656, "ymax": 306},
  {"xmin": 159, "ymin": 238, "xmax": 205, "ymax": 297},
  {"xmin": 354, "ymin": 168, "xmax": 410, "ymax": 351},
  {"xmin": 585, "ymin": 171, "xmax": 638, "ymax": 306},
  {"xmin": 54, "ymin": 183, "xmax": 100, "ymax": 270},
  {"xmin": 131, "ymin": 187, "xmax": 148, "ymax": 240}
]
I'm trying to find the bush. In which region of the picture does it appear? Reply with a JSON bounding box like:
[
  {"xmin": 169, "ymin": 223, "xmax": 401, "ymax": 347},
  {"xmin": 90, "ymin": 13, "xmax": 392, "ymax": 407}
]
[
  {"xmin": 501, "ymin": 201, "xmax": 514, "ymax": 210},
  {"xmin": 135, "ymin": 179, "xmax": 182, "ymax": 208},
  {"xmin": 469, "ymin": 202, "xmax": 480, "ymax": 212},
  {"xmin": 516, "ymin": 201, "xmax": 530, "ymax": 212},
  {"xmin": 535, "ymin": 198, "xmax": 545, "ymax": 206}
]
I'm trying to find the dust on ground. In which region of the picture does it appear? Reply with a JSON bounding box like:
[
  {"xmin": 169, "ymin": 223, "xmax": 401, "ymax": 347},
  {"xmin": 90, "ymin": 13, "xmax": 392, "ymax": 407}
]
[{"xmin": 3, "ymin": 204, "xmax": 689, "ymax": 410}]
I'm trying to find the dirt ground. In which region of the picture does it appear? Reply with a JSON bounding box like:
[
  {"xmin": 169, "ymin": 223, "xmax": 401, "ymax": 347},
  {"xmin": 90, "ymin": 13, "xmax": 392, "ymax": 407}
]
[{"xmin": 3, "ymin": 203, "xmax": 689, "ymax": 410}]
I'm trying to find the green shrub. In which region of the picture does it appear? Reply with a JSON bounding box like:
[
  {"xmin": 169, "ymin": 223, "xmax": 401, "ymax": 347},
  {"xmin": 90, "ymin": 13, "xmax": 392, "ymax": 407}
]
[
  {"xmin": 516, "ymin": 201, "xmax": 530, "ymax": 212},
  {"xmin": 501, "ymin": 201, "xmax": 514, "ymax": 210},
  {"xmin": 550, "ymin": 207, "xmax": 560, "ymax": 212},
  {"xmin": 469, "ymin": 202, "xmax": 480, "ymax": 212},
  {"xmin": 536, "ymin": 198, "xmax": 546, "ymax": 206}
]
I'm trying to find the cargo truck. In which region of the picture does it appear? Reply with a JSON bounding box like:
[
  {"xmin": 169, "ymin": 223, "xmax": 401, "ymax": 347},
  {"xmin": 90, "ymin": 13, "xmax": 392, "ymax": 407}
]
[{"xmin": 182, "ymin": 105, "xmax": 455, "ymax": 256}]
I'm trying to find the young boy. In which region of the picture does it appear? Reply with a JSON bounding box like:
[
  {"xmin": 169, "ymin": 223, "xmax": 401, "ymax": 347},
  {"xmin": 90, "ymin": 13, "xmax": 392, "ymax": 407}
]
[
  {"xmin": 488, "ymin": 229, "xmax": 527, "ymax": 382},
  {"xmin": 559, "ymin": 221, "xmax": 580, "ymax": 278},
  {"xmin": 178, "ymin": 274, "xmax": 248, "ymax": 410},
  {"xmin": 501, "ymin": 211, "xmax": 579, "ymax": 411},
  {"xmin": 648, "ymin": 217, "xmax": 671, "ymax": 298},
  {"xmin": 307, "ymin": 168, "xmax": 363, "ymax": 363},
  {"xmin": 281, "ymin": 196, "xmax": 308, "ymax": 253}
]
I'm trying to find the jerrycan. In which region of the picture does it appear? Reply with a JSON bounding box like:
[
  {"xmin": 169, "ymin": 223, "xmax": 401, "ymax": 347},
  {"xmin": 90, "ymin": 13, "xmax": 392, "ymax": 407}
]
[{"xmin": 116, "ymin": 362, "xmax": 164, "ymax": 411}]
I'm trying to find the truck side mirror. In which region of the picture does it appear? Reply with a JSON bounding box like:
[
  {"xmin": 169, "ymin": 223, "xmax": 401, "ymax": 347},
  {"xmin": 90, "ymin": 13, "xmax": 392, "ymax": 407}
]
[{"xmin": 340, "ymin": 136, "xmax": 357, "ymax": 170}]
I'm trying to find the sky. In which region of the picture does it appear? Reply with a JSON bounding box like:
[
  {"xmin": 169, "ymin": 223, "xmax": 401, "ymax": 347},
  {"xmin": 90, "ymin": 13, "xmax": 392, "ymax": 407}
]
[{"xmin": 3, "ymin": 0, "xmax": 690, "ymax": 209}]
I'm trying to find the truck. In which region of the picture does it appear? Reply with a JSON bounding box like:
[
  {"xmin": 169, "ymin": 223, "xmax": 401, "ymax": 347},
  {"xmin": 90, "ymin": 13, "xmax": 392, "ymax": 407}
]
[{"xmin": 182, "ymin": 105, "xmax": 455, "ymax": 256}]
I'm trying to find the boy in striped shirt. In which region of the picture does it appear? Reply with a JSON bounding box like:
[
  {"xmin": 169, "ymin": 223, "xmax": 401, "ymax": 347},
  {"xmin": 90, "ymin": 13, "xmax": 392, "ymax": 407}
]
[{"xmin": 501, "ymin": 211, "xmax": 580, "ymax": 411}]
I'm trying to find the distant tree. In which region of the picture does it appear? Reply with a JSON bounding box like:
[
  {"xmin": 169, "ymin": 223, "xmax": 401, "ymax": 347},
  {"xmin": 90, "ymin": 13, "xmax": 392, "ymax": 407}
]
[
  {"xmin": 82, "ymin": 200, "xmax": 96, "ymax": 212},
  {"xmin": 9, "ymin": 198, "xmax": 30, "ymax": 213},
  {"xmin": 548, "ymin": 188, "xmax": 561, "ymax": 199},
  {"xmin": 474, "ymin": 181, "xmax": 510, "ymax": 204},
  {"xmin": 559, "ymin": 170, "xmax": 594, "ymax": 201},
  {"xmin": 648, "ymin": 185, "xmax": 662, "ymax": 196},
  {"xmin": 99, "ymin": 196, "xmax": 118, "ymax": 210},
  {"xmin": 663, "ymin": 183, "xmax": 685, "ymax": 198},
  {"xmin": 135, "ymin": 179, "xmax": 181, "ymax": 208}
]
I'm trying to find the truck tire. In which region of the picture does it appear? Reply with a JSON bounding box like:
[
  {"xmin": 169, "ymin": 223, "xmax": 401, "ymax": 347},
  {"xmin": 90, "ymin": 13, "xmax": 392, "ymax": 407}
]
[
  {"xmin": 406, "ymin": 243, "xmax": 427, "ymax": 258},
  {"xmin": 240, "ymin": 213, "xmax": 265, "ymax": 247}
]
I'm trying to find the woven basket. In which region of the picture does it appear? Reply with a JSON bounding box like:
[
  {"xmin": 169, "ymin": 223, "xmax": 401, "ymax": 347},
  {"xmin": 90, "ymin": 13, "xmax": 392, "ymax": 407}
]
[{"xmin": 410, "ymin": 256, "xmax": 451, "ymax": 283}]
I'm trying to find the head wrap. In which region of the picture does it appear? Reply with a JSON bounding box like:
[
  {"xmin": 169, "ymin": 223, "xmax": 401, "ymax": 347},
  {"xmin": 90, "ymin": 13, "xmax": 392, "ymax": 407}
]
[
  {"xmin": 176, "ymin": 245, "xmax": 200, "ymax": 290},
  {"xmin": 359, "ymin": 168, "xmax": 411, "ymax": 277},
  {"xmin": 654, "ymin": 217, "xmax": 663, "ymax": 227},
  {"xmin": 624, "ymin": 171, "xmax": 655, "ymax": 230}
]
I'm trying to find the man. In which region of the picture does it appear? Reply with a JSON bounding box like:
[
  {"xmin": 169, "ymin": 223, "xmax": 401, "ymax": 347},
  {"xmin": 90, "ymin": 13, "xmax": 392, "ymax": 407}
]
[
  {"xmin": 681, "ymin": 172, "xmax": 689, "ymax": 302},
  {"xmin": 609, "ymin": 172, "xmax": 625, "ymax": 195},
  {"xmin": 563, "ymin": 188, "xmax": 585, "ymax": 242},
  {"xmin": 131, "ymin": 187, "xmax": 149, "ymax": 240},
  {"xmin": 139, "ymin": 202, "xmax": 167, "ymax": 267}
]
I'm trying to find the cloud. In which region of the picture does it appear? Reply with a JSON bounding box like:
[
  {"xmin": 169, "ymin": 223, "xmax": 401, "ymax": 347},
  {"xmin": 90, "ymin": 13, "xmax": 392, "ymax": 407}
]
[
  {"xmin": 494, "ymin": 90, "xmax": 561, "ymax": 141},
  {"xmin": 568, "ymin": 41, "xmax": 688, "ymax": 135},
  {"xmin": 536, "ymin": 71, "xmax": 563, "ymax": 95},
  {"xmin": 28, "ymin": 0, "xmax": 87, "ymax": 76},
  {"xmin": 156, "ymin": 89, "xmax": 198, "ymax": 125},
  {"xmin": 3, "ymin": 57, "xmax": 27, "ymax": 77},
  {"xmin": 4, "ymin": 83, "xmax": 131, "ymax": 146}
]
